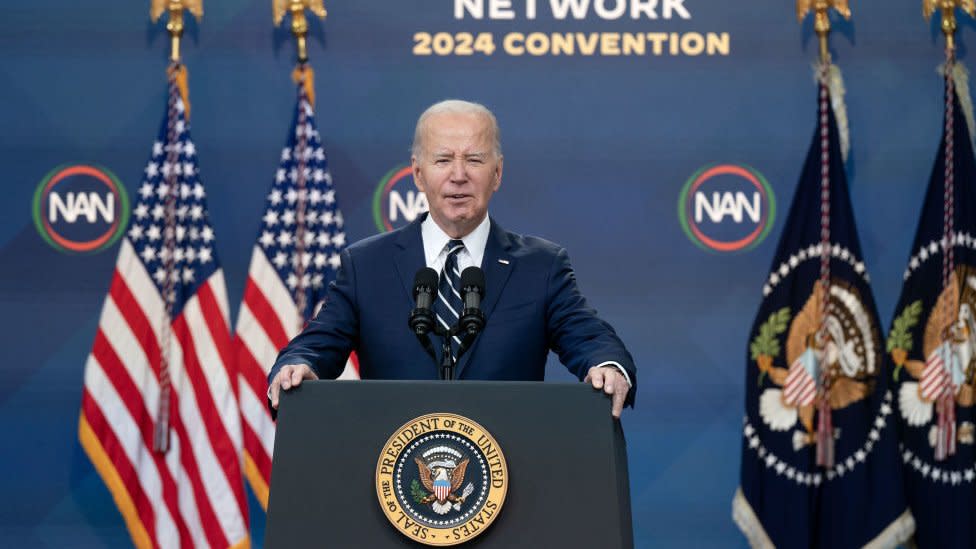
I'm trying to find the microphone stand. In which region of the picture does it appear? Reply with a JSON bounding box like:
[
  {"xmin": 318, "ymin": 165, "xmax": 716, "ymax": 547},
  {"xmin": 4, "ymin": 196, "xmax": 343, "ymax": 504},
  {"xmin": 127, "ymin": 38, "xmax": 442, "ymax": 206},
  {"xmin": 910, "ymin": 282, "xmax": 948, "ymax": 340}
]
[
  {"xmin": 438, "ymin": 327, "xmax": 456, "ymax": 381},
  {"xmin": 431, "ymin": 323, "xmax": 480, "ymax": 381}
]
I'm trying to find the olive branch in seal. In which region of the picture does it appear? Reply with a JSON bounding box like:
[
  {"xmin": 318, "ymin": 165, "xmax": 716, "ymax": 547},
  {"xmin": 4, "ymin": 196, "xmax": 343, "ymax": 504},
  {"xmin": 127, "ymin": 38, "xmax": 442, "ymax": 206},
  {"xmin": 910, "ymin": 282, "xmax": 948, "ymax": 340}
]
[
  {"xmin": 887, "ymin": 300, "xmax": 922, "ymax": 381},
  {"xmin": 750, "ymin": 307, "xmax": 790, "ymax": 386},
  {"xmin": 411, "ymin": 479, "xmax": 429, "ymax": 504}
]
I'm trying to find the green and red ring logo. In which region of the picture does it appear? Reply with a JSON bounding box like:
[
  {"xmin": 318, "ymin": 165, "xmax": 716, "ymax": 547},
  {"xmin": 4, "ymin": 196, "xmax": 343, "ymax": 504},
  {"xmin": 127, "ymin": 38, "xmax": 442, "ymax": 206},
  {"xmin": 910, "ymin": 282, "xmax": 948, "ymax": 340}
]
[
  {"xmin": 32, "ymin": 164, "xmax": 130, "ymax": 254},
  {"xmin": 373, "ymin": 165, "xmax": 428, "ymax": 233},
  {"xmin": 678, "ymin": 164, "xmax": 775, "ymax": 253}
]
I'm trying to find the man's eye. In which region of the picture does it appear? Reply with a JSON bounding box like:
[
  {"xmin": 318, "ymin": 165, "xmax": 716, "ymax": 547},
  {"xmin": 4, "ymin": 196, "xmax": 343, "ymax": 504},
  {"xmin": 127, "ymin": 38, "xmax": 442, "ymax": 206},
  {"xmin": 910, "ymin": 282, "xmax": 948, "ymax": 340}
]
[{"xmin": 435, "ymin": 159, "xmax": 449, "ymax": 165}]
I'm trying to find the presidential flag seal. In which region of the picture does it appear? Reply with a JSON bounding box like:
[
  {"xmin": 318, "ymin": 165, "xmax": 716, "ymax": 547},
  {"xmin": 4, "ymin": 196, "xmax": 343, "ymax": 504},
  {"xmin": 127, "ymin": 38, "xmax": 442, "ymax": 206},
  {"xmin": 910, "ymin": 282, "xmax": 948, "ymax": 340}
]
[{"xmin": 375, "ymin": 413, "xmax": 508, "ymax": 546}]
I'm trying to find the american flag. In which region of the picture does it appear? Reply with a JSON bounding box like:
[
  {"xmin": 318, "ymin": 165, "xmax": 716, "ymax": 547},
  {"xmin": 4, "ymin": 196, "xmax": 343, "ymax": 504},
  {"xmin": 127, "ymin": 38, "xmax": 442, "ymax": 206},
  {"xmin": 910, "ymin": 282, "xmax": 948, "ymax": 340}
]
[
  {"xmin": 234, "ymin": 83, "xmax": 358, "ymax": 509},
  {"xmin": 78, "ymin": 75, "xmax": 250, "ymax": 548}
]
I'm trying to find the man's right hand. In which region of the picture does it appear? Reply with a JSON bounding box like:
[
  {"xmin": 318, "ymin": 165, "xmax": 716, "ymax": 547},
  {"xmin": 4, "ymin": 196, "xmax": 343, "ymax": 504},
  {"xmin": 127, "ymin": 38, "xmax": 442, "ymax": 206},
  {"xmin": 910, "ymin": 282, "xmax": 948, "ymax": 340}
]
[{"xmin": 269, "ymin": 364, "xmax": 319, "ymax": 410}]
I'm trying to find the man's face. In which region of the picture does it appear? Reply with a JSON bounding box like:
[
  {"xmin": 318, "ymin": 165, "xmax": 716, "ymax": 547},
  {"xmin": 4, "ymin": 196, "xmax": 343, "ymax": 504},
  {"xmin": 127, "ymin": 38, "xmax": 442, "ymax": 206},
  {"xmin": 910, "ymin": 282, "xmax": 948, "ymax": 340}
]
[{"xmin": 412, "ymin": 111, "xmax": 502, "ymax": 238}]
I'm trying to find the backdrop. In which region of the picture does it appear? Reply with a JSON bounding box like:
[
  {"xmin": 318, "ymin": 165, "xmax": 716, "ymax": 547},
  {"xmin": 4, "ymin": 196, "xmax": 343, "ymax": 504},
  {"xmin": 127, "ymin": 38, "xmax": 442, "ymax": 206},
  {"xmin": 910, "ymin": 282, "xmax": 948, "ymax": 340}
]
[{"xmin": 0, "ymin": 1, "xmax": 964, "ymax": 547}]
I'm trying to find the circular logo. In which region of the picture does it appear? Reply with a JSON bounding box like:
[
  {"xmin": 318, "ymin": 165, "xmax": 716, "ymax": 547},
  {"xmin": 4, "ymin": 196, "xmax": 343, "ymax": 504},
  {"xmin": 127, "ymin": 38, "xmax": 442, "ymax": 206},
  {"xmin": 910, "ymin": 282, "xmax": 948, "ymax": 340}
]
[
  {"xmin": 373, "ymin": 165, "xmax": 428, "ymax": 232},
  {"xmin": 677, "ymin": 164, "xmax": 775, "ymax": 253},
  {"xmin": 32, "ymin": 164, "xmax": 130, "ymax": 254},
  {"xmin": 375, "ymin": 413, "xmax": 508, "ymax": 546}
]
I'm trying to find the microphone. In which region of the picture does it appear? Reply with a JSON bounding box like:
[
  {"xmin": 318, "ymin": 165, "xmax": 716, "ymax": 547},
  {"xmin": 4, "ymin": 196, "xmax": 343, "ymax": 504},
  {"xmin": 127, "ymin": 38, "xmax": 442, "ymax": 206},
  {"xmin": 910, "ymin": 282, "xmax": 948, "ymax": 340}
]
[
  {"xmin": 409, "ymin": 267, "xmax": 439, "ymax": 336},
  {"xmin": 458, "ymin": 266, "xmax": 486, "ymax": 335}
]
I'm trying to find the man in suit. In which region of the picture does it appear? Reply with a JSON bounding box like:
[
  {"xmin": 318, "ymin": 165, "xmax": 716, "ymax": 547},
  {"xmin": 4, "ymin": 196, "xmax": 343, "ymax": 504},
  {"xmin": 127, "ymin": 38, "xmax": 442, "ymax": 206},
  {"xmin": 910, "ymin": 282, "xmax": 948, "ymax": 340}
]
[{"xmin": 268, "ymin": 99, "xmax": 636, "ymax": 416}]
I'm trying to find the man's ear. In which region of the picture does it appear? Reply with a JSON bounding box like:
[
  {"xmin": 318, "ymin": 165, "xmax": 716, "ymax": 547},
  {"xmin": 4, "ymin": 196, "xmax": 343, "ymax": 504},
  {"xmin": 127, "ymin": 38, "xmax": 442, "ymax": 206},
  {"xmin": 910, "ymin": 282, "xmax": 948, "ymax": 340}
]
[
  {"xmin": 493, "ymin": 156, "xmax": 503, "ymax": 191},
  {"xmin": 412, "ymin": 156, "xmax": 426, "ymax": 192}
]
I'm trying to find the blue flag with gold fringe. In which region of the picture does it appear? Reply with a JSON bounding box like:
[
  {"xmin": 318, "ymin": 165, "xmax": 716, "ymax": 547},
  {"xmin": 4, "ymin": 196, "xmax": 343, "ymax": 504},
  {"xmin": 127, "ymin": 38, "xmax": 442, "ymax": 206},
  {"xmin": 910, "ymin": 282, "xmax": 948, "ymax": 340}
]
[
  {"xmin": 888, "ymin": 63, "xmax": 976, "ymax": 549},
  {"xmin": 733, "ymin": 67, "xmax": 913, "ymax": 548}
]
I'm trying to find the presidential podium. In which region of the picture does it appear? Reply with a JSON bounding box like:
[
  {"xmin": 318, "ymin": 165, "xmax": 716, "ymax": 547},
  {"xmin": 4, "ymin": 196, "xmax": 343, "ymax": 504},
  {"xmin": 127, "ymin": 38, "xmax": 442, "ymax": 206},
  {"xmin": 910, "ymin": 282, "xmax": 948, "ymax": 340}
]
[{"xmin": 265, "ymin": 380, "xmax": 633, "ymax": 548}]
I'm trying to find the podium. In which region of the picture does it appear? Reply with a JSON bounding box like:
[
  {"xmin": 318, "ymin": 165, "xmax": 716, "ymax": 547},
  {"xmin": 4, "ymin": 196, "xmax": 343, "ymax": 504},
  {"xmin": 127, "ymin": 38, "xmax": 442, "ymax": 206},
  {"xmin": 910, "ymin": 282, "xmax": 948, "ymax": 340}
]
[{"xmin": 265, "ymin": 380, "xmax": 633, "ymax": 548}]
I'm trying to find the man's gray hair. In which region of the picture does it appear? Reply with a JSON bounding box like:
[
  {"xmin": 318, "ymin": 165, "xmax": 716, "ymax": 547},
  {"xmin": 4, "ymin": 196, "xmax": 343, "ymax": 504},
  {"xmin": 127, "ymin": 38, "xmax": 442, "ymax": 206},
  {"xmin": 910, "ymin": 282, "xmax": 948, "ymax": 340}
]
[{"xmin": 411, "ymin": 99, "xmax": 502, "ymax": 159}]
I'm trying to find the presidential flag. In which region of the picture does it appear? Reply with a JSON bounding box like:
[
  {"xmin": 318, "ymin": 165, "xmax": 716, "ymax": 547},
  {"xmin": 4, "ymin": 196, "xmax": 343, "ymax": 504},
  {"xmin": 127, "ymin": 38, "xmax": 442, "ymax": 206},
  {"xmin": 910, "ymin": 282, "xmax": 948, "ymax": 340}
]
[
  {"xmin": 234, "ymin": 71, "xmax": 358, "ymax": 509},
  {"xmin": 733, "ymin": 65, "xmax": 913, "ymax": 548},
  {"xmin": 888, "ymin": 61, "xmax": 976, "ymax": 549},
  {"xmin": 78, "ymin": 68, "xmax": 250, "ymax": 548}
]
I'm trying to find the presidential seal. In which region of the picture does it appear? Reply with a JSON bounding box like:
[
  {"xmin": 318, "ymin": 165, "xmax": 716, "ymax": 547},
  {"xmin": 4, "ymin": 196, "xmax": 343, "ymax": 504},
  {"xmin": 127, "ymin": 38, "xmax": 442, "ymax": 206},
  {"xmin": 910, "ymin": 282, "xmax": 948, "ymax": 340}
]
[{"xmin": 375, "ymin": 413, "xmax": 508, "ymax": 546}]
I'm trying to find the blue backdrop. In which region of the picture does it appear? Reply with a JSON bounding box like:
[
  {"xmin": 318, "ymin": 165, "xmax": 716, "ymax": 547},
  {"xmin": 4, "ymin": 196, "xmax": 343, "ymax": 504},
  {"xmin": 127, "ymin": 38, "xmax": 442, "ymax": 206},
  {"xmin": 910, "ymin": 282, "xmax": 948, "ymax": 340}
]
[{"xmin": 0, "ymin": 1, "xmax": 965, "ymax": 547}]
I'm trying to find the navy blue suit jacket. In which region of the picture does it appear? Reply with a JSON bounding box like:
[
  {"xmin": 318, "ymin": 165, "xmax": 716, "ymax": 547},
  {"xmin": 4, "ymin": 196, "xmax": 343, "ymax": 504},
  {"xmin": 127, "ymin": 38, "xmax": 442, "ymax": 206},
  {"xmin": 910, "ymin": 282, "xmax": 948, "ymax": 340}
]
[{"xmin": 269, "ymin": 215, "xmax": 636, "ymax": 403}]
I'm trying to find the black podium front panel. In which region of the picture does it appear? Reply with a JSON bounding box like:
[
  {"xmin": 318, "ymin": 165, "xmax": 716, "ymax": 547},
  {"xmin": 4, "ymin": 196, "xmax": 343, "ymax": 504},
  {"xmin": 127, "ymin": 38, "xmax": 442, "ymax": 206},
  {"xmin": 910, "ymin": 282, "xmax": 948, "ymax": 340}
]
[{"xmin": 266, "ymin": 380, "xmax": 633, "ymax": 548}]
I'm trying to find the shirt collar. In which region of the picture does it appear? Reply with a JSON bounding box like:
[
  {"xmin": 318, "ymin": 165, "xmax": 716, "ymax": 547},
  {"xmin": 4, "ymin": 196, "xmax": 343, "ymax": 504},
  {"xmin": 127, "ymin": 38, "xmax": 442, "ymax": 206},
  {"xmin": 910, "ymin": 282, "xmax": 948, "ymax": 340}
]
[{"xmin": 421, "ymin": 213, "xmax": 491, "ymax": 267}]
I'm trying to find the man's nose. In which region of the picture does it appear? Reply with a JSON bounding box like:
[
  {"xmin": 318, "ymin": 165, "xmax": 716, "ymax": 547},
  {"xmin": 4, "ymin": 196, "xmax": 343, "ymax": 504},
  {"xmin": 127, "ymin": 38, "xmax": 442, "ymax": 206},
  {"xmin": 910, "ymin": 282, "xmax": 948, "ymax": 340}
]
[{"xmin": 449, "ymin": 159, "xmax": 467, "ymax": 181}]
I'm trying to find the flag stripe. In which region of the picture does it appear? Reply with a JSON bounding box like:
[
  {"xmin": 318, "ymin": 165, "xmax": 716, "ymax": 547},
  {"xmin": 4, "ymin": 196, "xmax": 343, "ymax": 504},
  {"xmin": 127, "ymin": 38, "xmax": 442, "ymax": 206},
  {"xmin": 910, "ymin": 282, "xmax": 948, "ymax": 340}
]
[
  {"xmin": 243, "ymin": 278, "xmax": 291, "ymax": 350},
  {"xmin": 172, "ymin": 312, "xmax": 248, "ymax": 542},
  {"xmin": 242, "ymin": 417, "xmax": 273, "ymax": 479},
  {"xmin": 186, "ymin": 285, "xmax": 244, "ymax": 452},
  {"xmin": 240, "ymin": 380, "xmax": 276, "ymax": 458},
  {"xmin": 237, "ymin": 300, "xmax": 283, "ymax": 371},
  {"xmin": 94, "ymin": 293, "xmax": 215, "ymax": 549},
  {"xmin": 236, "ymin": 336, "xmax": 275, "ymax": 407},
  {"xmin": 164, "ymin": 319, "xmax": 235, "ymax": 549},
  {"xmin": 81, "ymin": 391, "xmax": 158, "ymax": 549},
  {"xmin": 249, "ymin": 248, "xmax": 299, "ymax": 339},
  {"xmin": 91, "ymin": 329, "xmax": 192, "ymax": 548},
  {"xmin": 82, "ymin": 366, "xmax": 166, "ymax": 547}
]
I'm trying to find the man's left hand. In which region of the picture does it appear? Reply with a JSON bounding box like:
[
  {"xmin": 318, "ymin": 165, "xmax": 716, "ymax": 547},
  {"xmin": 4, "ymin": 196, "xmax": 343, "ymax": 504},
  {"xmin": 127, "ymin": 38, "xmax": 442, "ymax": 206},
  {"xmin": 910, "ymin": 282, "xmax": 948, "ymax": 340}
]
[{"xmin": 585, "ymin": 366, "xmax": 630, "ymax": 418}]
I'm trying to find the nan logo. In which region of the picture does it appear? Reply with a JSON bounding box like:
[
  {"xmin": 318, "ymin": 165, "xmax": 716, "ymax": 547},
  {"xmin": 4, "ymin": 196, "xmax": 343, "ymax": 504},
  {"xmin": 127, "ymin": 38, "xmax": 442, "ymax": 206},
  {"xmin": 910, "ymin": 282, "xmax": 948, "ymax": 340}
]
[
  {"xmin": 678, "ymin": 164, "xmax": 775, "ymax": 253},
  {"xmin": 376, "ymin": 413, "xmax": 508, "ymax": 546},
  {"xmin": 33, "ymin": 165, "xmax": 130, "ymax": 254},
  {"xmin": 373, "ymin": 165, "xmax": 428, "ymax": 232}
]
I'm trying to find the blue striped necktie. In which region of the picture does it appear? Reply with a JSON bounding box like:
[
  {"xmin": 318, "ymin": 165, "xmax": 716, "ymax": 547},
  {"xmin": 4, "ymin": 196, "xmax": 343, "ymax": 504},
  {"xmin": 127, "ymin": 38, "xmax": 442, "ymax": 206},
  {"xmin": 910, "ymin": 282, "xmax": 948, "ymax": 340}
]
[{"xmin": 434, "ymin": 239, "xmax": 465, "ymax": 361}]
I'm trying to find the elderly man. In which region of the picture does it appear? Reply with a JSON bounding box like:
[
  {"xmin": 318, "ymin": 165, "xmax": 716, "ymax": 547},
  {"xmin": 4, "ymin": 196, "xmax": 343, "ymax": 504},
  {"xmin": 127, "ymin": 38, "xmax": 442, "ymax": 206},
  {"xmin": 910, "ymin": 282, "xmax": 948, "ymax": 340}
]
[{"xmin": 268, "ymin": 99, "xmax": 636, "ymax": 416}]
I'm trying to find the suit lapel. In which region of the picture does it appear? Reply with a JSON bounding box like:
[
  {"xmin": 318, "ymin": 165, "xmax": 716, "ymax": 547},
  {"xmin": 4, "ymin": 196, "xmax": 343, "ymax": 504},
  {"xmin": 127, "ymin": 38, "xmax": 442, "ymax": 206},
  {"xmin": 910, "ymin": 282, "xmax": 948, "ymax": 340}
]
[
  {"xmin": 393, "ymin": 217, "xmax": 427, "ymax": 308},
  {"xmin": 456, "ymin": 218, "xmax": 514, "ymax": 378}
]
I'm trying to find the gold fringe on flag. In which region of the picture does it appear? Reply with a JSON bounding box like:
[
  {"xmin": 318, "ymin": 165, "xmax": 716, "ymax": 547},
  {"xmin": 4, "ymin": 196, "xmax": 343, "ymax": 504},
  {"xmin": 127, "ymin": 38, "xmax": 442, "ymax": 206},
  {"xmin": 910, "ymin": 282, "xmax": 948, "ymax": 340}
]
[
  {"xmin": 292, "ymin": 64, "xmax": 316, "ymax": 108},
  {"xmin": 941, "ymin": 61, "xmax": 976, "ymax": 146},
  {"xmin": 167, "ymin": 64, "xmax": 192, "ymax": 120}
]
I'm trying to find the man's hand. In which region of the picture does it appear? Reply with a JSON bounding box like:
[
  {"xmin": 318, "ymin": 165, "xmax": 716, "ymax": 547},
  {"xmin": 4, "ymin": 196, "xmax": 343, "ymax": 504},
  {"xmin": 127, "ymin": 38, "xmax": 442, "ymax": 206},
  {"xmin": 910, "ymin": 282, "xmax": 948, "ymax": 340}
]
[
  {"xmin": 269, "ymin": 364, "xmax": 319, "ymax": 410},
  {"xmin": 584, "ymin": 366, "xmax": 630, "ymax": 418}
]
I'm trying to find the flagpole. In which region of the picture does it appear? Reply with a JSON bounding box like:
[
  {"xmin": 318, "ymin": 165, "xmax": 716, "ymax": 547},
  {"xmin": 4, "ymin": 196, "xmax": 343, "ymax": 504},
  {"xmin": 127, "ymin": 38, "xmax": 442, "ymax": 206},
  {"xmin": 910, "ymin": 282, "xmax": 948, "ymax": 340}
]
[
  {"xmin": 922, "ymin": 0, "xmax": 974, "ymax": 460},
  {"xmin": 274, "ymin": 0, "xmax": 328, "ymax": 330},
  {"xmin": 796, "ymin": 0, "xmax": 850, "ymax": 469},
  {"xmin": 149, "ymin": 0, "xmax": 203, "ymax": 454}
]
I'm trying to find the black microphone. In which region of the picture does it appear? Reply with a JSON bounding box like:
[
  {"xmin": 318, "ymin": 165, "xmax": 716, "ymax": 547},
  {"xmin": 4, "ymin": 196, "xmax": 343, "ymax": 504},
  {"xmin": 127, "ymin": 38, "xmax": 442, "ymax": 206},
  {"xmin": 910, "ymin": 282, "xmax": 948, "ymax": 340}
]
[
  {"xmin": 458, "ymin": 266, "xmax": 486, "ymax": 335},
  {"xmin": 409, "ymin": 267, "xmax": 439, "ymax": 336}
]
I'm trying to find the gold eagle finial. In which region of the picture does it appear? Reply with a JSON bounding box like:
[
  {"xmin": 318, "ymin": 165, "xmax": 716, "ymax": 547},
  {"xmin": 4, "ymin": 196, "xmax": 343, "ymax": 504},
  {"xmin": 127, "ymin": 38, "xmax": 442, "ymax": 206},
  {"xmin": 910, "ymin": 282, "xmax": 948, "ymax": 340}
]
[
  {"xmin": 274, "ymin": 0, "xmax": 326, "ymax": 26},
  {"xmin": 273, "ymin": 0, "xmax": 327, "ymax": 63},
  {"xmin": 796, "ymin": 0, "xmax": 851, "ymax": 64},
  {"xmin": 923, "ymin": 0, "xmax": 976, "ymax": 51},
  {"xmin": 150, "ymin": 1, "xmax": 203, "ymax": 63}
]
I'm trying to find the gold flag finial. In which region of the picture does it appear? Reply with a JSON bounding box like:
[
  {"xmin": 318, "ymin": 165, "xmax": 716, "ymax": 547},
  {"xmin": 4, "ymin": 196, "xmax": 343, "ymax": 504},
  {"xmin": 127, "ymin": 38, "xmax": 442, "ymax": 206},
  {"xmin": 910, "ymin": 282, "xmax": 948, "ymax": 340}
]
[
  {"xmin": 796, "ymin": 0, "xmax": 851, "ymax": 64},
  {"xmin": 273, "ymin": 0, "xmax": 327, "ymax": 64},
  {"xmin": 151, "ymin": 0, "xmax": 204, "ymax": 63},
  {"xmin": 923, "ymin": 0, "xmax": 976, "ymax": 52}
]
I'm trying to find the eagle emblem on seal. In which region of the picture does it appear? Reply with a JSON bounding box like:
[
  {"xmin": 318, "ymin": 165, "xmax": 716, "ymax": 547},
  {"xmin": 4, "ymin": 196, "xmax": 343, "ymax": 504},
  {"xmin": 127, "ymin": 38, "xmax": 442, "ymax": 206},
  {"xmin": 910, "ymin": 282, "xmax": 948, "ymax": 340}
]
[
  {"xmin": 890, "ymin": 268, "xmax": 976, "ymax": 450},
  {"xmin": 413, "ymin": 446, "xmax": 475, "ymax": 515},
  {"xmin": 751, "ymin": 280, "xmax": 880, "ymax": 450}
]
